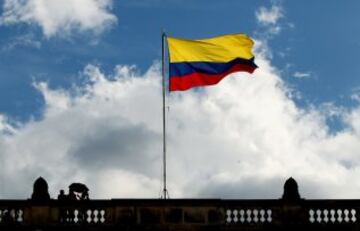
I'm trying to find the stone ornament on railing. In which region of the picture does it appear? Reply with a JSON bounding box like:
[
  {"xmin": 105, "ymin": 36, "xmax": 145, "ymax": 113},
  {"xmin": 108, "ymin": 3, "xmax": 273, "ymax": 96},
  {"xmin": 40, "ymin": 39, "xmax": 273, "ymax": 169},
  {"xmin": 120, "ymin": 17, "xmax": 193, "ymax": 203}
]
[
  {"xmin": 282, "ymin": 177, "xmax": 301, "ymax": 201},
  {"xmin": 309, "ymin": 209, "xmax": 357, "ymax": 224},
  {"xmin": 31, "ymin": 177, "xmax": 50, "ymax": 202},
  {"xmin": 226, "ymin": 209, "xmax": 272, "ymax": 224}
]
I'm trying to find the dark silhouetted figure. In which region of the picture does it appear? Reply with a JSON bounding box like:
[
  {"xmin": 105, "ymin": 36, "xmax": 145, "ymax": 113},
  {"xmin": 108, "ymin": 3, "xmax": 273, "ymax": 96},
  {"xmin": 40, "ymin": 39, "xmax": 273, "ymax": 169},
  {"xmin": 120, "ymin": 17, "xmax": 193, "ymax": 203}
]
[
  {"xmin": 57, "ymin": 189, "xmax": 66, "ymax": 201},
  {"xmin": 69, "ymin": 182, "xmax": 89, "ymax": 200},
  {"xmin": 68, "ymin": 183, "xmax": 90, "ymax": 223},
  {"xmin": 31, "ymin": 177, "xmax": 50, "ymax": 201},
  {"xmin": 58, "ymin": 189, "xmax": 67, "ymax": 223},
  {"xmin": 282, "ymin": 177, "xmax": 301, "ymax": 200}
]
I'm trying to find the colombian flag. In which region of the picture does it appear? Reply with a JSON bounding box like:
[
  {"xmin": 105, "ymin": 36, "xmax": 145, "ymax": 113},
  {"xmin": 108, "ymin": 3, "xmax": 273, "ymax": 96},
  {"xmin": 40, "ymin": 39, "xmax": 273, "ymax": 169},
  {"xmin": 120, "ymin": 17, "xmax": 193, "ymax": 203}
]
[{"xmin": 167, "ymin": 34, "xmax": 258, "ymax": 91}]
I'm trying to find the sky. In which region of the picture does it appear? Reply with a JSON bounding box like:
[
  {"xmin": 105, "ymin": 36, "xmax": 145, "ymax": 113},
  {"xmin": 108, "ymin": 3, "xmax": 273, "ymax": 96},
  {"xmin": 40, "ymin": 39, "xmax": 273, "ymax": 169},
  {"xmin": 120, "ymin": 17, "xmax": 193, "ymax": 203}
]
[{"xmin": 1, "ymin": 0, "xmax": 360, "ymax": 199}]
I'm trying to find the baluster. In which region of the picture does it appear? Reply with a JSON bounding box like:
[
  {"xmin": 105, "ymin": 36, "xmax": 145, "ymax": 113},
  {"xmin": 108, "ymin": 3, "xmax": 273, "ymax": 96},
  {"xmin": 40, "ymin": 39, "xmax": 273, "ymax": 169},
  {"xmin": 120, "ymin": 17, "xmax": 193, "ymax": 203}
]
[
  {"xmin": 10, "ymin": 209, "xmax": 15, "ymax": 220},
  {"xmin": 253, "ymin": 209, "xmax": 259, "ymax": 223},
  {"xmin": 17, "ymin": 209, "xmax": 23, "ymax": 222},
  {"xmin": 323, "ymin": 209, "xmax": 329, "ymax": 223},
  {"xmin": 100, "ymin": 209, "xmax": 106, "ymax": 223},
  {"xmin": 74, "ymin": 209, "xmax": 79, "ymax": 223},
  {"xmin": 2, "ymin": 209, "xmax": 9, "ymax": 223},
  {"xmin": 316, "ymin": 209, "xmax": 322, "ymax": 223},
  {"xmin": 309, "ymin": 209, "xmax": 315, "ymax": 223},
  {"xmin": 260, "ymin": 209, "xmax": 266, "ymax": 223},
  {"xmin": 226, "ymin": 209, "xmax": 232, "ymax": 223},
  {"xmin": 239, "ymin": 209, "xmax": 245, "ymax": 223},
  {"xmin": 330, "ymin": 209, "xmax": 336, "ymax": 223},
  {"xmin": 337, "ymin": 209, "xmax": 343, "ymax": 223},
  {"xmin": 87, "ymin": 209, "xmax": 92, "ymax": 223},
  {"xmin": 266, "ymin": 209, "xmax": 272, "ymax": 223},
  {"xmin": 344, "ymin": 209, "xmax": 350, "ymax": 222},
  {"xmin": 15, "ymin": 209, "xmax": 24, "ymax": 222},
  {"xmin": 351, "ymin": 209, "xmax": 357, "ymax": 223},
  {"xmin": 232, "ymin": 210, "xmax": 238, "ymax": 223},
  {"xmin": 94, "ymin": 210, "xmax": 99, "ymax": 223},
  {"xmin": 246, "ymin": 209, "xmax": 252, "ymax": 223}
]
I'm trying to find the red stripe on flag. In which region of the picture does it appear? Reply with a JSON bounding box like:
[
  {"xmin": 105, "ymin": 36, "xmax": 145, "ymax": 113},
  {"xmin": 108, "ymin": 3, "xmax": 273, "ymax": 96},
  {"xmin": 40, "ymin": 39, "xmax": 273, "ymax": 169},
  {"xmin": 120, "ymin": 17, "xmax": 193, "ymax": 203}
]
[{"xmin": 169, "ymin": 64, "xmax": 256, "ymax": 91}]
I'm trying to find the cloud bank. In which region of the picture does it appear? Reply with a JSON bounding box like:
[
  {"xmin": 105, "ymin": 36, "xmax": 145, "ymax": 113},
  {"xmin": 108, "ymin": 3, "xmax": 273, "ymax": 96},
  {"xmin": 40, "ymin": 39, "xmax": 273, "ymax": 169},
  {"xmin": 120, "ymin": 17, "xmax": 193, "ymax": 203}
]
[
  {"xmin": 1, "ymin": 43, "xmax": 360, "ymax": 199},
  {"xmin": 0, "ymin": 0, "xmax": 117, "ymax": 38}
]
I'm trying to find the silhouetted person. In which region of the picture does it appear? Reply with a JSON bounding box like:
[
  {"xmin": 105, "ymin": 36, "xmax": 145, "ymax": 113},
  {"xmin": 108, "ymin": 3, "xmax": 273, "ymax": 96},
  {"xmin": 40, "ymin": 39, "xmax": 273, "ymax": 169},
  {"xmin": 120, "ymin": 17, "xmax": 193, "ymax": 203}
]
[
  {"xmin": 57, "ymin": 189, "xmax": 67, "ymax": 223},
  {"xmin": 68, "ymin": 182, "xmax": 89, "ymax": 200},
  {"xmin": 31, "ymin": 177, "xmax": 50, "ymax": 201},
  {"xmin": 282, "ymin": 177, "xmax": 301, "ymax": 201},
  {"xmin": 58, "ymin": 189, "xmax": 67, "ymax": 201}
]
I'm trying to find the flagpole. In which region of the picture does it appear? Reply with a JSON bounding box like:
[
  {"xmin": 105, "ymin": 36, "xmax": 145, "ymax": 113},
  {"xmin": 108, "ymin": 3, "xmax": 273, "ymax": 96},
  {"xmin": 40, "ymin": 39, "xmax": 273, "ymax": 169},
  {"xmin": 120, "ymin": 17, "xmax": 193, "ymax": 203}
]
[{"xmin": 161, "ymin": 31, "xmax": 169, "ymax": 199}]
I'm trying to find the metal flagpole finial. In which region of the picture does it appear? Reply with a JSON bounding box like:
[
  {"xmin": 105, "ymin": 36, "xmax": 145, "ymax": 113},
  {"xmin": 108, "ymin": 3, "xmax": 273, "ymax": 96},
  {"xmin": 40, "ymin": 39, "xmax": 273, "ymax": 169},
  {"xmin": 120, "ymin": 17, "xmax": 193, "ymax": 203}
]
[{"xmin": 162, "ymin": 30, "xmax": 166, "ymax": 38}]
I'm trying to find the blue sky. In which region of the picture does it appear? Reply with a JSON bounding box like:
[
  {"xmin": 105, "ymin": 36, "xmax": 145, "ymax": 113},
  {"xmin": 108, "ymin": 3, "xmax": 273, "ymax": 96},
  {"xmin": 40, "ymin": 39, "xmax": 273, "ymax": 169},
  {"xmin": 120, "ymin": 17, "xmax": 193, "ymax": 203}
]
[
  {"xmin": 1, "ymin": 0, "xmax": 360, "ymax": 123},
  {"xmin": 2, "ymin": 0, "xmax": 360, "ymax": 199}
]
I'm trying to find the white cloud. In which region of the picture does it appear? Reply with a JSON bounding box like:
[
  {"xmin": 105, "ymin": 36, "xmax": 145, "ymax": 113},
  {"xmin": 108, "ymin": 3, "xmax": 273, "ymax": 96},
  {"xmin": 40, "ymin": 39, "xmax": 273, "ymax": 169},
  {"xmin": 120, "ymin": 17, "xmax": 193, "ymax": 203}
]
[
  {"xmin": 293, "ymin": 71, "xmax": 311, "ymax": 79},
  {"xmin": 351, "ymin": 94, "xmax": 360, "ymax": 102},
  {"xmin": 0, "ymin": 114, "xmax": 17, "ymax": 135},
  {"xmin": 2, "ymin": 43, "xmax": 360, "ymax": 200},
  {"xmin": 351, "ymin": 87, "xmax": 360, "ymax": 102},
  {"xmin": 256, "ymin": 5, "xmax": 283, "ymax": 26},
  {"xmin": 2, "ymin": 33, "xmax": 41, "ymax": 50},
  {"xmin": 0, "ymin": 0, "xmax": 117, "ymax": 38},
  {"xmin": 255, "ymin": 4, "xmax": 285, "ymax": 37}
]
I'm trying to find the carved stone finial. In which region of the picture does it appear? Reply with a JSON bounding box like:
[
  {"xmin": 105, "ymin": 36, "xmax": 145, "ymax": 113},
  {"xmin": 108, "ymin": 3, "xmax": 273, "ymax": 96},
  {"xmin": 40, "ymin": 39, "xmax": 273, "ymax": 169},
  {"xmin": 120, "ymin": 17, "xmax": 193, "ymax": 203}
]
[
  {"xmin": 31, "ymin": 176, "xmax": 50, "ymax": 201},
  {"xmin": 282, "ymin": 177, "xmax": 301, "ymax": 200}
]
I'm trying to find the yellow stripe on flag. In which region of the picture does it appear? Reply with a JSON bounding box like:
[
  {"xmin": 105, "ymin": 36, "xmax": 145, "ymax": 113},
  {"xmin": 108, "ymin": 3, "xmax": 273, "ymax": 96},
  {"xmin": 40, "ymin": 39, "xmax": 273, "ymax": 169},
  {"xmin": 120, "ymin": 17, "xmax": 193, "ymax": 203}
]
[{"xmin": 167, "ymin": 33, "xmax": 255, "ymax": 63}]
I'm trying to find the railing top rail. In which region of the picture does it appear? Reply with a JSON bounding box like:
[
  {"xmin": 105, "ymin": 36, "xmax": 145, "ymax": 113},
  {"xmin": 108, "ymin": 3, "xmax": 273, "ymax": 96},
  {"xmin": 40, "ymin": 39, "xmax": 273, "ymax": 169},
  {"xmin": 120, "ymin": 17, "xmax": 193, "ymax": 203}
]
[{"xmin": 2, "ymin": 198, "xmax": 360, "ymax": 208}]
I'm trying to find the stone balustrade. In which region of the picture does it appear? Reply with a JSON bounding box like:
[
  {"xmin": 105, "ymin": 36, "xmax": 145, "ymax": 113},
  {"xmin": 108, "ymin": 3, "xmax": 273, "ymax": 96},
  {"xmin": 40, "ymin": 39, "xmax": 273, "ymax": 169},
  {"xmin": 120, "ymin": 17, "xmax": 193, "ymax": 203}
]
[
  {"xmin": 1, "ymin": 199, "xmax": 360, "ymax": 230},
  {"xmin": 1, "ymin": 177, "xmax": 359, "ymax": 230}
]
